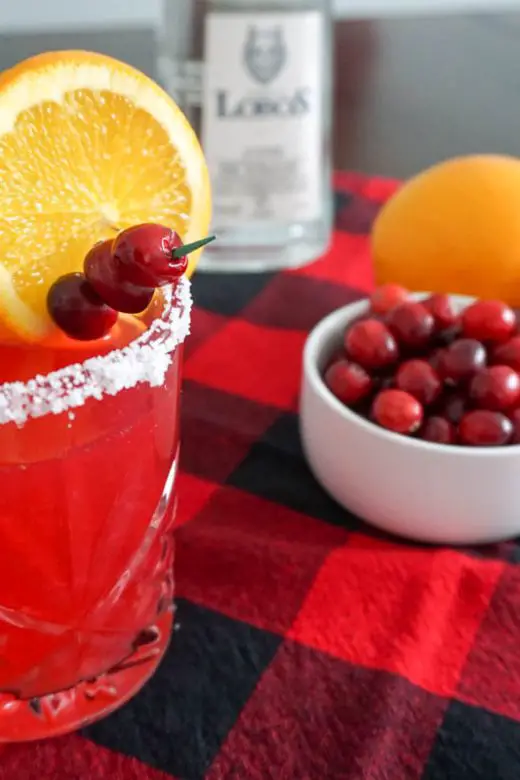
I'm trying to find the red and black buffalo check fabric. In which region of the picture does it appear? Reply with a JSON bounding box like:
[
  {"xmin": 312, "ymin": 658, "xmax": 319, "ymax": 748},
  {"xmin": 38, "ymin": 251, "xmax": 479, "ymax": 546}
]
[{"xmin": 4, "ymin": 172, "xmax": 520, "ymax": 779}]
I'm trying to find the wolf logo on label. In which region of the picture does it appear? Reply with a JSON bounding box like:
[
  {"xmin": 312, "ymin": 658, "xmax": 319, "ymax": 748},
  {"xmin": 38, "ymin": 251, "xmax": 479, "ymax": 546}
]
[{"xmin": 244, "ymin": 26, "xmax": 286, "ymax": 85}]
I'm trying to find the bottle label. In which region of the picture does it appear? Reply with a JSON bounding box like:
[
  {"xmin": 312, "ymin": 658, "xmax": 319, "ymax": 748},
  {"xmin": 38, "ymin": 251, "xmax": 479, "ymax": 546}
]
[{"xmin": 202, "ymin": 11, "xmax": 324, "ymax": 228}]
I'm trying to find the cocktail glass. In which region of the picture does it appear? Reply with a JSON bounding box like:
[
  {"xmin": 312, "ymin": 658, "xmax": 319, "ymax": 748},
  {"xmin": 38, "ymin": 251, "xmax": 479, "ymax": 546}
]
[{"xmin": 0, "ymin": 279, "xmax": 191, "ymax": 741}]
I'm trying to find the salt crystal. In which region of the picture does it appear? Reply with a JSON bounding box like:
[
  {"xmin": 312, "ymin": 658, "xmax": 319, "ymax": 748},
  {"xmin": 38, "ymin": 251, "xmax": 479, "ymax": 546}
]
[{"xmin": 0, "ymin": 278, "xmax": 192, "ymax": 426}]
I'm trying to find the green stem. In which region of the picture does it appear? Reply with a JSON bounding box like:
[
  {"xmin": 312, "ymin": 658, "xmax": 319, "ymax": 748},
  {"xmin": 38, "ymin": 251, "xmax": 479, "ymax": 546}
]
[{"xmin": 172, "ymin": 235, "xmax": 216, "ymax": 259}]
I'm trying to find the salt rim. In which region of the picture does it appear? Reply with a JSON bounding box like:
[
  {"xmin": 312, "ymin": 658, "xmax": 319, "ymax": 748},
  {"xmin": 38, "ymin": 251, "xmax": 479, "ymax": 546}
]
[{"xmin": 0, "ymin": 277, "xmax": 193, "ymax": 427}]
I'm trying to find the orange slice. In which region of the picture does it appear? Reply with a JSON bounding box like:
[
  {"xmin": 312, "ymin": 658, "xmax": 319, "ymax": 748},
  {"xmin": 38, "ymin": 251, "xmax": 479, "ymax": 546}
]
[{"xmin": 0, "ymin": 50, "xmax": 211, "ymax": 342}]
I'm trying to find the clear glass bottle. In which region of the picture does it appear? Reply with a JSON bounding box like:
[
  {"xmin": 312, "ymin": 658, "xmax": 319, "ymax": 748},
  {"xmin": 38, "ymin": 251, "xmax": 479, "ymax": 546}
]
[{"xmin": 157, "ymin": 0, "xmax": 333, "ymax": 272}]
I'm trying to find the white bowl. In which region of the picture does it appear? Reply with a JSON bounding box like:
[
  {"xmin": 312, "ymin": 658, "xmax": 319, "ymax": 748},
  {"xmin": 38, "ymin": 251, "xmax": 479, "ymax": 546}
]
[{"xmin": 300, "ymin": 294, "xmax": 520, "ymax": 545}]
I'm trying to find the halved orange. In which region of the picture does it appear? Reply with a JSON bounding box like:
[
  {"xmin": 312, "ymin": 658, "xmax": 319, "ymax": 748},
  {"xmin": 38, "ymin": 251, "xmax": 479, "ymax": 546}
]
[{"xmin": 0, "ymin": 50, "xmax": 211, "ymax": 342}]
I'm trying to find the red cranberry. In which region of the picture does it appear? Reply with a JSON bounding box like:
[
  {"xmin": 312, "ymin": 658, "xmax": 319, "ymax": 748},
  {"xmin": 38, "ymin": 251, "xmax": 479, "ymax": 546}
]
[
  {"xmin": 371, "ymin": 389, "xmax": 423, "ymax": 434},
  {"xmin": 395, "ymin": 359, "xmax": 442, "ymax": 406},
  {"xmin": 441, "ymin": 392, "xmax": 467, "ymax": 425},
  {"xmin": 469, "ymin": 365, "xmax": 520, "ymax": 411},
  {"xmin": 492, "ymin": 336, "xmax": 520, "ymax": 372},
  {"xmin": 421, "ymin": 416, "xmax": 456, "ymax": 445},
  {"xmin": 84, "ymin": 240, "xmax": 154, "ymax": 313},
  {"xmin": 458, "ymin": 410, "xmax": 513, "ymax": 446},
  {"xmin": 344, "ymin": 319, "xmax": 399, "ymax": 370},
  {"xmin": 440, "ymin": 338, "xmax": 487, "ymax": 383},
  {"xmin": 112, "ymin": 223, "xmax": 187, "ymax": 288},
  {"xmin": 47, "ymin": 273, "xmax": 118, "ymax": 340},
  {"xmin": 370, "ymin": 283, "xmax": 409, "ymax": 315},
  {"xmin": 387, "ymin": 302, "xmax": 435, "ymax": 348},
  {"xmin": 424, "ymin": 294, "xmax": 459, "ymax": 330},
  {"xmin": 461, "ymin": 300, "xmax": 516, "ymax": 343},
  {"xmin": 324, "ymin": 359, "xmax": 372, "ymax": 406}
]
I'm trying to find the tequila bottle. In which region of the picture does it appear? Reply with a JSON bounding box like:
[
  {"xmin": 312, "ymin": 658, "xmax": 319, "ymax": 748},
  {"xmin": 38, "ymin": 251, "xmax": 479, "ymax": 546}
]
[{"xmin": 157, "ymin": 0, "xmax": 333, "ymax": 271}]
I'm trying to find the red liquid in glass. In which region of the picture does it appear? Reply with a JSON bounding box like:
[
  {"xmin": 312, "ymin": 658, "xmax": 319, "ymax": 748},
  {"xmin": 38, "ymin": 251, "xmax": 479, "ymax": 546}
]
[{"xmin": 0, "ymin": 318, "xmax": 181, "ymax": 739}]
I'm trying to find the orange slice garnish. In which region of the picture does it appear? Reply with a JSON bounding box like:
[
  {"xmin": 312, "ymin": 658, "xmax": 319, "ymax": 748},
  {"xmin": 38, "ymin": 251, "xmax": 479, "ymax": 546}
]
[{"xmin": 0, "ymin": 50, "xmax": 211, "ymax": 342}]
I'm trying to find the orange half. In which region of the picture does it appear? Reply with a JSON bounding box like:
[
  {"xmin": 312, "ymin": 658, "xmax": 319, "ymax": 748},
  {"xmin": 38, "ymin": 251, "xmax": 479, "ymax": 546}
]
[{"xmin": 0, "ymin": 50, "xmax": 211, "ymax": 342}]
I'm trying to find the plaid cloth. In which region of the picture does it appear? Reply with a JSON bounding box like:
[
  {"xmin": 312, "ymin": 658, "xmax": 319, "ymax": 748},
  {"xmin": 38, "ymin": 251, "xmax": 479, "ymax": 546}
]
[{"xmin": 3, "ymin": 172, "xmax": 520, "ymax": 779}]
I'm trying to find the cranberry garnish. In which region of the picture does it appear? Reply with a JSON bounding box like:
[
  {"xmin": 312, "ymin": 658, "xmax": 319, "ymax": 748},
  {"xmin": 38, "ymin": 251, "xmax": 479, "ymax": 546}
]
[
  {"xmin": 440, "ymin": 391, "xmax": 467, "ymax": 425},
  {"xmin": 324, "ymin": 359, "xmax": 372, "ymax": 406},
  {"xmin": 84, "ymin": 240, "xmax": 154, "ymax": 313},
  {"xmin": 47, "ymin": 272, "xmax": 118, "ymax": 341},
  {"xmin": 112, "ymin": 225, "xmax": 215, "ymax": 288},
  {"xmin": 395, "ymin": 359, "xmax": 442, "ymax": 406},
  {"xmin": 386, "ymin": 301, "xmax": 435, "ymax": 348},
  {"xmin": 423, "ymin": 294, "xmax": 459, "ymax": 330},
  {"xmin": 461, "ymin": 300, "xmax": 516, "ymax": 343},
  {"xmin": 371, "ymin": 389, "xmax": 423, "ymax": 434},
  {"xmin": 440, "ymin": 338, "xmax": 487, "ymax": 383},
  {"xmin": 370, "ymin": 283, "xmax": 409, "ymax": 315},
  {"xmin": 421, "ymin": 416, "xmax": 456, "ymax": 445},
  {"xmin": 469, "ymin": 365, "xmax": 520, "ymax": 411},
  {"xmin": 458, "ymin": 410, "xmax": 513, "ymax": 446},
  {"xmin": 344, "ymin": 319, "xmax": 399, "ymax": 370},
  {"xmin": 492, "ymin": 335, "xmax": 520, "ymax": 372},
  {"xmin": 113, "ymin": 224, "xmax": 185, "ymax": 288}
]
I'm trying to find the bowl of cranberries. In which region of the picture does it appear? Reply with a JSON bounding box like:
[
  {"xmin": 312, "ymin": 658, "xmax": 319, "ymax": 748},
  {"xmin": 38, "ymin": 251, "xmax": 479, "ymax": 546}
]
[{"xmin": 300, "ymin": 284, "xmax": 520, "ymax": 544}]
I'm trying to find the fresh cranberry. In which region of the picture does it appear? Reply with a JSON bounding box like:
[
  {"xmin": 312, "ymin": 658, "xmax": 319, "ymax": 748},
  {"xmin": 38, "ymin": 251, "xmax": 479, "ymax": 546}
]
[
  {"xmin": 47, "ymin": 273, "xmax": 118, "ymax": 340},
  {"xmin": 469, "ymin": 365, "xmax": 520, "ymax": 411},
  {"xmin": 423, "ymin": 294, "xmax": 459, "ymax": 330},
  {"xmin": 370, "ymin": 283, "xmax": 409, "ymax": 315},
  {"xmin": 371, "ymin": 389, "xmax": 423, "ymax": 434},
  {"xmin": 84, "ymin": 240, "xmax": 154, "ymax": 313},
  {"xmin": 344, "ymin": 319, "xmax": 399, "ymax": 370},
  {"xmin": 112, "ymin": 224, "xmax": 187, "ymax": 288},
  {"xmin": 461, "ymin": 300, "xmax": 516, "ymax": 343},
  {"xmin": 421, "ymin": 416, "xmax": 456, "ymax": 445},
  {"xmin": 458, "ymin": 410, "xmax": 513, "ymax": 446},
  {"xmin": 324, "ymin": 359, "xmax": 372, "ymax": 406},
  {"xmin": 440, "ymin": 391, "xmax": 467, "ymax": 425},
  {"xmin": 386, "ymin": 302, "xmax": 435, "ymax": 348},
  {"xmin": 492, "ymin": 336, "xmax": 520, "ymax": 372},
  {"xmin": 395, "ymin": 359, "xmax": 442, "ymax": 406},
  {"xmin": 440, "ymin": 338, "xmax": 487, "ymax": 383}
]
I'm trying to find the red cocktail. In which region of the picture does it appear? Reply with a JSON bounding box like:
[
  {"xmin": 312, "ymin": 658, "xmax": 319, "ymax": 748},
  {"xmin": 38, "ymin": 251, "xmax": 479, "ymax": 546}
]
[{"xmin": 0, "ymin": 280, "xmax": 191, "ymax": 741}]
